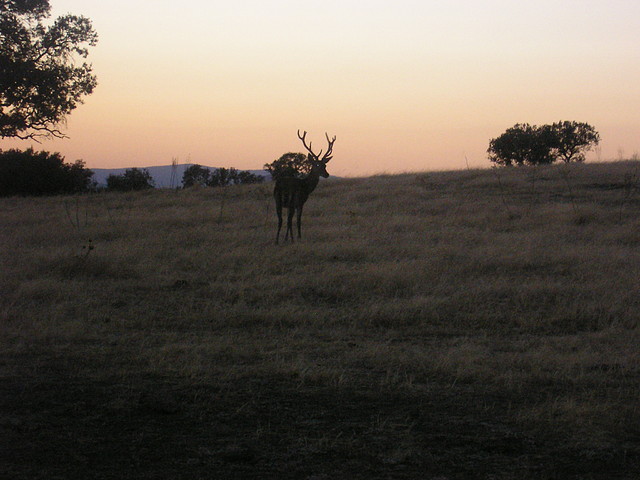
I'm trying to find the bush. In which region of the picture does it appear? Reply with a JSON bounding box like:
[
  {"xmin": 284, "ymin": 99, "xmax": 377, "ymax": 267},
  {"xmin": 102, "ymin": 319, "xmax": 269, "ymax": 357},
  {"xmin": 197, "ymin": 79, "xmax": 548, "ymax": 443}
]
[
  {"xmin": 0, "ymin": 148, "xmax": 95, "ymax": 196},
  {"xmin": 107, "ymin": 168, "xmax": 154, "ymax": 191}
]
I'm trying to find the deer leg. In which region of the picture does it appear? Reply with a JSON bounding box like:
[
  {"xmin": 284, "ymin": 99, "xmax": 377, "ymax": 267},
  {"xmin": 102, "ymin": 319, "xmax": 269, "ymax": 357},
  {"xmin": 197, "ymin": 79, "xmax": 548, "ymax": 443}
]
[
  {"xmin": 275, "ymin": 196, "xmax": 283, "ymax": 244},
  {"xmin": 296, "ymin": 204, "xmax": 304, "ymax": 239},
  {"xmin": 286, "ymin": 206, "xmax": 296, "ymax": 242}
]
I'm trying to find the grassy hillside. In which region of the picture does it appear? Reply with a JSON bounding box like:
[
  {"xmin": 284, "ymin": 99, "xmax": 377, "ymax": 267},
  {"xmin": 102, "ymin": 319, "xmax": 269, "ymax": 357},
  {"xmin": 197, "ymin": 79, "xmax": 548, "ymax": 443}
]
[{"xmin": 2, "ymin": 161, "xmax": 640, "ymax": 479}]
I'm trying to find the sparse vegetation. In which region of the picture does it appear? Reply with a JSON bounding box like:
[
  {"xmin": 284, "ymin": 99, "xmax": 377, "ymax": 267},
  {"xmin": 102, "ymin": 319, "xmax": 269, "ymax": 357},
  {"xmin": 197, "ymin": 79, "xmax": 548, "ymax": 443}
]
[{"xmin": 2, "ymin": 161, "xmax": 640, "ymax": 478}]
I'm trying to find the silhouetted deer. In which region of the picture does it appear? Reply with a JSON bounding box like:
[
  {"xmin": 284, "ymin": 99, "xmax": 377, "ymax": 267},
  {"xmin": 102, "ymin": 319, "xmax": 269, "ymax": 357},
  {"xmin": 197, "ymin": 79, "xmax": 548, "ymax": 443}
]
[{"xmin": 274, "ymin": 130, "xmax": 336, "ymax": 244}]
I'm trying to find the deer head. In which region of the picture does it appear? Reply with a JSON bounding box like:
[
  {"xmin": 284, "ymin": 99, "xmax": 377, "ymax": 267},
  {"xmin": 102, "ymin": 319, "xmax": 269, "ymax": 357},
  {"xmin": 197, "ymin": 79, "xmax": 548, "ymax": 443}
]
[{"xmin": 297, "ymin": 130, "xmax": 336, "ymax": 178}]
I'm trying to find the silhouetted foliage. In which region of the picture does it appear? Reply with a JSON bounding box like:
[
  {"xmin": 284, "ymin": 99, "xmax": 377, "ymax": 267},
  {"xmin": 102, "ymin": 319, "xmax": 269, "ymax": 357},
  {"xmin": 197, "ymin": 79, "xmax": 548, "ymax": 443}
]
[
  {"xmin": 550, "ymin": 121, "xmax": 600, "ymax": 163},
  {"xmin": 107, "ymin": 168, "xmax": 154, "ymax": 191},
  {"xmin": 489, "ymin": 121, "xmax": 600, "ymax": 167},
  {"xmin": 264, "ymin": 152, "xmax": 311, "ymax": 180},
  {"xmin": 182, "ymin": 165, "xmax": 264, "ymax": 188},
  {"xmin": 0, "ymin": 0, "xmax": 98, "ymax": 140},
  {"xmin": 0, "ymin": 148, "xmax": 94, "ymax": 196},
  {"xmin": 182, "ymin": 164, "xmax": 211, "ymax": 188},
  {"xmin": 234, "ymin": 169, "xmax": 264, "ymax": 185},
  {"xmin": 208, "ymin": 167, "xmax": 236, "ymax": 187},
  {"xmin": 488, "ymin": 124, "xmax": 556, "ymax": 166}
]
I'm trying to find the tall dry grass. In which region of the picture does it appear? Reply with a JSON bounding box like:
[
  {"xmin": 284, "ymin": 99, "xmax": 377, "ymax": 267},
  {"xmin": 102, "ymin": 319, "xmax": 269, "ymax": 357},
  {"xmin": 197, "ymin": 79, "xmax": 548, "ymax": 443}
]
[{"xmin": 2, "ymin": 160, "xmax": 640, "ymax": 477}]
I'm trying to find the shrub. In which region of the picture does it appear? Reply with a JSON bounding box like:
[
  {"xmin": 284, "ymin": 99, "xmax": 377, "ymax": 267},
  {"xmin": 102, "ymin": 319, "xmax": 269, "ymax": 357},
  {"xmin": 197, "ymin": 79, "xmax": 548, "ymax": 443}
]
[
  {"xmin": 0, "ymin": 148, "xmax": 95, "ymax": 196},
  {"xmin": 107, "ymin": 168, "xmax": 154, "ymax": 191}
]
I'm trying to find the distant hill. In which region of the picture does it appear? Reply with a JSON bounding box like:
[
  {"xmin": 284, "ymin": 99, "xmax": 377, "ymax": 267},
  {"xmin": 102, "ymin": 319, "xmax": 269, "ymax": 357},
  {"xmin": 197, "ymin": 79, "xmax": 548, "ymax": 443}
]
[{"xmin": 90, "ymin": 164, "xmax": 271, "ymax": 188}]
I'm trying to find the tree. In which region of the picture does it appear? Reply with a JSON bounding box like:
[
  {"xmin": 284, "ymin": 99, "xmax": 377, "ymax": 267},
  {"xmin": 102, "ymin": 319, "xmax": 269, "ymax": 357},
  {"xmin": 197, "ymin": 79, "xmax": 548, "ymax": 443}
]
[
  {"xmin": 182, "ymin": 164, "xmax": 211, "ymax": 188},
  {"xmin": 0, "ymin": 147, "xmax": 94, "ymax": 196},
  {"xmin": 107, "ymin": 168, "xmax": 154, "ymax": 191},
  {"xmin": 235, "ymin": 170, "xmax": 264, "ymax": 185},
  {"xmin": 264, "ymin": 152, "xmax": 311, "ymax": 180},
  {"xmin": 550, "ymin": 121, "xmax": 600, "ymax": 163},
  {"xmin": 208, "ymin": 167, "xmax": 236, "ymax": 187},
  {"xmin": 488, "ymin": 124, "xmax": 556, "ymax": 166},
  {"xmin": 208, "ymin": 167, "xmax": 264, "ymax": 186},
  {"xmin": 488, "ymin": 121, "xmax": 600, "ymax": 167},
  {"xmin": 182, "ymin": 165, "xmax": 264, "ymax": 188},
  {"xmin": 1, "ymin": 0, "xmax": 98, "ymax": 140}
]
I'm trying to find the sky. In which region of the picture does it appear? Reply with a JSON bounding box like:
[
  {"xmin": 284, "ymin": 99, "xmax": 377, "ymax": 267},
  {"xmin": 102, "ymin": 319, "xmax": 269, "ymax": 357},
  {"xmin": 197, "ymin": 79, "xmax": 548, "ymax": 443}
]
[{"xmin": 4, "ymin": 0, "xmax": 640, "ymax": 176}]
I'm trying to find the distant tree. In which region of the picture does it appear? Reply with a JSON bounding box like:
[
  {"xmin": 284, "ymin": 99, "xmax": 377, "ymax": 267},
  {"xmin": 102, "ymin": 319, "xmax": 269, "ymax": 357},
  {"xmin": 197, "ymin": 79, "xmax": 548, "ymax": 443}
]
[
  {"xmin": 0, "ymin": 148, "xmax": 94, "ymax": 196},
  {"xmin": 0, "ymin": 0, "xmax": 98, "ymax": 140},
  {"xmin": 550, "ymin": 121, "xmax": 600, "ymax": 163},
  {"xmin": 182, "ymin": 165, "xmax": 264, "ymax": 188},
  {"xmin": 226, "ymin": 167, "xmax": 240, "ymax": 185},
  {"xmin": 264, "ymin": 152, "xmax": 311, "ymax": 180},
  {"xmin": 107, "ymin": 168, "xmax": 154, "ymax": 191},
  {"xmin": 488, "ymin": 124, "xmax": 556, "ymax": 166},
  {"xmin": 65, "ymin": 158, "xmax": 95, "ymax": 192},
  {"xmin": 235, "ymin": 170, "xmax": 264, "ymax": 185},
  {"xmin": 208, "ymin": 167, "xmax": 263, "ymax": 186},
  {"xmin": 182, "ymin": 164, "xmax": 211, "ymax": 188},
  {"xmin": 208, "ymin": 167, "xmax": 235, "ymax": 187}
]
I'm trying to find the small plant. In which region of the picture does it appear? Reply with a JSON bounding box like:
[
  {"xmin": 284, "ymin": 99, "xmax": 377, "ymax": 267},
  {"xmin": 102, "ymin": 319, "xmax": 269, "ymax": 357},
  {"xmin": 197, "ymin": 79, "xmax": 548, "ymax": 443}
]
[
  {"xmin": 63, "ymin": 196, "xmax": 89, "ymax": 232},
  {"xmin": 557, "ymin": 163, "xmax": 582, "ymax": 221},
  {"xmin": 491, "ymin": 166, "xmax": 515, "ymax": 218},
  {"xmin": 524, "ymin": 165, "xmax": 540, "ymax": 216},
  {"xmin": 62, "ymin": 196, "xmax": 97, "ymax": 273},
  {"xmin": 618, "ymin": 163, "xmax": 640, "ymax": 223},
  {"xmin": 252, "ymin": 185, "xmax": 273, "ymax": 232},
  {"xmin": 58, "ymin": 237, "xmax": 97, "ymax": 278},
  {"xmin": 216, "ymin": 187, "xmax": 227, "ymax": 224},
  {"xmin": 79, "ymin": 238, "xmax": 95, "ymax": 259}
]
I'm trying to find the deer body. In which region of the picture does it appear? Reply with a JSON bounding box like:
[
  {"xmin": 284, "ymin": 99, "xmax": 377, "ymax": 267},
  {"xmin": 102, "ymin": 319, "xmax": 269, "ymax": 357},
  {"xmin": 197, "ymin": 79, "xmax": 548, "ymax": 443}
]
[{"xmin": 274, "ymin": 130, "xmax": 336, "ymax": 244}]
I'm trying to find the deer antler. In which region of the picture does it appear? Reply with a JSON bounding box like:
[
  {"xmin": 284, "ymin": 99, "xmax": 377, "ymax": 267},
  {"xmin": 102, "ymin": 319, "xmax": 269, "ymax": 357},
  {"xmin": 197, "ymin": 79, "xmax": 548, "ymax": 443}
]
[
  {"xmin": 322, "ymin": 132, "xmax": 337, "ymax": 163},
  {"xmin": 297, "ymin": 130, "xmax": 336, "ymax": 163},
  {"xmin": 297, "ymin": 130, "xmax": 320, "ymax": 160}
]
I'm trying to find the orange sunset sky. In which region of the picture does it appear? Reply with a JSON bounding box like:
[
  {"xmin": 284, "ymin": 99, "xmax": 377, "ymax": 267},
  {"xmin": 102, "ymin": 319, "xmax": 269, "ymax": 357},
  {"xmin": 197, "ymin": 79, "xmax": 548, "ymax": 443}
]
[{"xmin": 4, "ymin": 0, "xmax": 640, "ymax": 176}]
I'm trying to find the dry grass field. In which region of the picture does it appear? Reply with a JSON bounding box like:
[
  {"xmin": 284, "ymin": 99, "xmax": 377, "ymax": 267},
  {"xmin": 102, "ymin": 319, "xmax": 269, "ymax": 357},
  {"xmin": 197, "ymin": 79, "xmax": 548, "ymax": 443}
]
[{"xmin": 2, "ymin": 161, "xmax": 640, "ymax": 479}]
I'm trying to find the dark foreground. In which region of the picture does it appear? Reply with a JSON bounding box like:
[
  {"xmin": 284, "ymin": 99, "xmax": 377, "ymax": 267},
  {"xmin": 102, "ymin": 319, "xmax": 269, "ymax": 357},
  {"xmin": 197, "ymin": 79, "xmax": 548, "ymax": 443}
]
[{"xmin": 3, "ymin": 365, "xmax": 638, "ymax": 479}]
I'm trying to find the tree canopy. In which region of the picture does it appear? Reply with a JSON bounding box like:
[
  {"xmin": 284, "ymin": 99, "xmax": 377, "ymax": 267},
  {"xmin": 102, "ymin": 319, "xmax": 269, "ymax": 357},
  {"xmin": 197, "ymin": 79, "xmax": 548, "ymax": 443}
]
[
  {"xmin": 182, "ymin": 164, "xmax": 211, "ymax": 188},
  {"xmin": 488, "ymin": 121, "xmax": 600, "ymax": 166},
  {"xmin": 264, "ymin": 152, "xmax": 312, "ymax": 180},
  {"xmin": 107, "ymin": 168, "xmax": 154, "ymax": 192},
  {"xmin": 0, "ymin": 0, "xmax": 98, "ymax": 140},
  {"xmin": 551, "ymin": 121, "xmax": 600, "ymax": 163},
  {"xmin": 182, "ymin": 164, "xmax": 264, "ymax": 188},
  {"xmin": 0, "ymin": 147, "xmax": 94, "ymax": 196}
]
